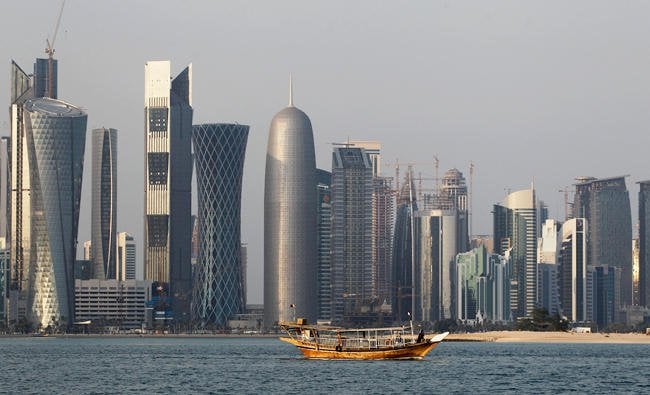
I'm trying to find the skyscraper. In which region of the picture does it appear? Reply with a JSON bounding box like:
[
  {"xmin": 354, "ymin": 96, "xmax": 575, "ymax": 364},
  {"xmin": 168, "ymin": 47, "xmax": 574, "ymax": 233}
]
[
  {"xmin": 638, "ymin": 180, "xmax": 650, "ymax": 307},
  {"xmin": 23, "ymin": 97, "xmax": 87, "ymax": 328},
  {"xmin": 574, "ymin": 176, "xmax": 632, "ymax": 310},
  {"xmin": 144, "ymin": 61, "xmax": 193, "ymax": 317},
  {"xmin": 316, "ymin": 169, "xmax": 332, "ymax": 321},
  {"xmin": 557, "ymin": 218, "xmax": 587, "ymax": 322},
  {"xmin": 414, "ymin": 209, "xmax": 457, "ymax": 322},
  {"xmin": 116, "ymin": 232, "xmax": 136, "ymax": 281},
  {"xmin": 191, "ymin": 123, "xmax": 249, "ymax": 327},
  {"xmin": 331, "ymin": 147, "xmax": 374, "ymax": 322},
  {"xmin": 0, "ymin": 137, "xmax": 9, "ymax": 241},
  {"xmin": 91, "ymin": 128, "xmax": 117, "ymax": 280},
  {"xmin": 9, "ymin": 61, "xmax": 33, "ymax": 323},
  {"xmin": 264, "ymin": 80, "xmax": 318, "ymax": 327},
  {"xmin": 392, "ymin": 170, "xmax": 417, "ymax": 322},
  {"xmin": 493, "ymin": 187, "xmax": 537, "ymax": 318}
]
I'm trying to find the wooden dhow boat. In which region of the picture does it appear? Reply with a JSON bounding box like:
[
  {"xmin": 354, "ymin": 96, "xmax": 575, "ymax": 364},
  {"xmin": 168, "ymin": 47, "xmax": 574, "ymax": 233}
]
[{"xmin": 279, "ymin": 319, "xmax": 449, "ymax": 360}]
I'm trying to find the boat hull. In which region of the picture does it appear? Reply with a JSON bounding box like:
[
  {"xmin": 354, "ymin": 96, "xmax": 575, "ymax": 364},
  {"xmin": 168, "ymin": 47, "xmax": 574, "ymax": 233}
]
[{"xmin": 280, "ymin": 337, "xmax": 441, "ymax": 360}]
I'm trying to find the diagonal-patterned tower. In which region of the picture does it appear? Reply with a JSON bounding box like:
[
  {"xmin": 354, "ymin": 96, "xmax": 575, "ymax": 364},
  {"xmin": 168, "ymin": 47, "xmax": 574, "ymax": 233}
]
[{"xmin": 191, "ymin": 123, "xmax": 249, "ymax": 327}]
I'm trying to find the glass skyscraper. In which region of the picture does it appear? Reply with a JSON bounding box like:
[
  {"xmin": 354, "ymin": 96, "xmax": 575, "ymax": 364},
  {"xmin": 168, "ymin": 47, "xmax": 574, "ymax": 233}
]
[
  {"xmin": 316, "ymin": 169, "xmax": 332, "ymax": 321},
  {"xmin": 91, "ymin": 128, "xmax": 117, "ymax": 280},
  {"xmin": 574, "ymin": 176, "xmax": 632, "ymax": 310},
  {"xmin": 144, "ymin": 61, "xmax": 193, "ymax": 318},
  {"xmin": 493, "ymin": 187, "xmax": 537, "ymax": 319},
  {"xmin": 191, "ymin": 123, "xmax": 249, "ymax": 327},
  {"xmin": 23, "ymin": 97, "xmax": 87, "ymax": 328},
  {"xmin": 392, "ymin": 170, "xmax": 417, "ymax": 322},
  {"xmin": 638, "ymin": 180, "xmax": 650, "ymax": 308},
  {"xmin": 264, "ymin": 83, "xmax": 318, "ymax": 327},
  {"xmin": 331, "ymin": 147, "xmax": 374, "ymax": 322}
]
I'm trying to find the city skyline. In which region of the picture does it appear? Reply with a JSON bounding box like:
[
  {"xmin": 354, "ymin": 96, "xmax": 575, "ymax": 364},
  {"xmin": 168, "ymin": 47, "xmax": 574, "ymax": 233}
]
[{"xmin": 2, "ymin": 1, "xmax": 650, "ymax": 304}]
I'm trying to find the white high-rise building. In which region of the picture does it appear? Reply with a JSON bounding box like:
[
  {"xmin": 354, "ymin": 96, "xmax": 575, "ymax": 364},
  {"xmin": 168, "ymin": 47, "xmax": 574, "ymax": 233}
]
[{"xmin": 116, "ymin": 232, "xmax": 136, "ymax": 281}]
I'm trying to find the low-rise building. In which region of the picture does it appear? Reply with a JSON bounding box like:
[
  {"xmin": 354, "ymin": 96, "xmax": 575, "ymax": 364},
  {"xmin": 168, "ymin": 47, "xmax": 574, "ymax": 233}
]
[{"xmin": 75, "ymin": 279, "xmax": 152, "ymax": 329}]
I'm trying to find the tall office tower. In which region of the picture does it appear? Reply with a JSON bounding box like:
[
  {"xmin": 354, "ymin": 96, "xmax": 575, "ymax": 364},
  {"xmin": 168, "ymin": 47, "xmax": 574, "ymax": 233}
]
[
  {"xmin": 0, "ymin": 137, "xmax": 9, "ymax": 241},
  {"xmin": 639, "ymin": 181, "xmax": 650, "ymax": 307},
  {"xmin": 91, "ymin": 128, "xmax": 117, "ymax": 280},
  {"xmin": 339, "ymin": 141, "xmax": 393, "ymax": 308},
  {"xmin": 33, "ymin": 58, "xmax": 57, "ymax": 99},
  {"xmin": 392, "ymin": 171, "xmax": 417, "ymax": 322},
  {"xmin": 588, "ymin": 265, "xmax": 622, "ymax": 328},
  {"xmin": 331, "ymin": 147, "xmax": 374, "ymax": 323},
  {"xmin": 574, "ymin": 176, "xmax": 632, "ymax": 310},
  {"xmin": 456, "ymin": 245, "xmax": 510, "ymax": 322},
  {"xmin": 537, "ymin": 219, "xmax": 560, "ymax": 315},
  {"xmin": 439, "ymin": 169, "xmax": 470, "ymax": 253},
  {"xmin": 8, "ymin": 61, "xmax": 33, "ymax": 323},
  {"xmin": 413, "ymin": 209, "xmax": 457, "ymax": 322},
  {"xmin": 0, "ymin": 241, "xmax": 8, "ymax": 323},
  {"xmin": 192, "ymin": 123, "xmax": 249, "ymax": 327},
  {"xmin": 264, "ymin": 81, "xmax": 317, "ymax": 327},
  {"xmin": 557, "ymin": 218, "xmax": 587, "ymax": 322},
  {"xmin": 82, "ymin": 240, "xmax": 92, "ymax": 260},
  {"xmin": 373, "ymin": 177, "xmax": 395, "ymax": 305},
  {"xmin": 116, "ymin": 232, "xmax": 136, "ymax": 281},
  {"xmin": 493, "ymin": 187, "xmax": 538, "ymax": 318},
  {"xmin": 191, "ymin": 215, "xmax": 199, "ymax": 264},
  {"xmin": 316, "ymin": 169, "xmax": 332, "ymax": 321},
  {"xmin": 144, "ymin": 61, "xmax": 193, "ymax": 317},
  {"xmin": 23, "ymin": 97, "xmax": 87, "ymax": 328}
]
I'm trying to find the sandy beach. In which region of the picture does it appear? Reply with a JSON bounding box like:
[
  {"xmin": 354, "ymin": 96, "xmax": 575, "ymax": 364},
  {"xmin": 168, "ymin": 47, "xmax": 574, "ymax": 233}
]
[{"xmin": 446, "ymin": 331, "xmax": 650, "ymax": 344}]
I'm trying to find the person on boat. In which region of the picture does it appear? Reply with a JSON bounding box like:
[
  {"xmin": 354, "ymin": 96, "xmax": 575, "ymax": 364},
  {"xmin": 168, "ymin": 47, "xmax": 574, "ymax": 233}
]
[{"xmin": 417, "ymin": 329, "xmax": 425, "ymax": 343}]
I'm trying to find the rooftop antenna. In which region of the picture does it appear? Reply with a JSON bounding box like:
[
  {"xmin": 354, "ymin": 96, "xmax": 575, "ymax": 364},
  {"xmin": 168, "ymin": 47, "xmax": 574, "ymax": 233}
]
[
  {"xmin": 45, "ymin": 0, "xmax": 65, "ymax": 99},
  {"xmin": 288, "ymin": 74, "xmax": 293, "ymax": 107}
]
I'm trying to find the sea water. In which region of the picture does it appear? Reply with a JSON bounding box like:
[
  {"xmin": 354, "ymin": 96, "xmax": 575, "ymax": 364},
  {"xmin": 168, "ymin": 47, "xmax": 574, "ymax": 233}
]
[{"xmin": 1, "ymin": 337, "xmax": 648, "ymax": 394}]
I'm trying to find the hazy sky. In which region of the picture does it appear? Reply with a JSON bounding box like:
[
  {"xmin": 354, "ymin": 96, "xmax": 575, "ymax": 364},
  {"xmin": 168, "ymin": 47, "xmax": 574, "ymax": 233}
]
[{"xmin": 2, "ymin": 1, "xmax": 650, "ymax": 304}]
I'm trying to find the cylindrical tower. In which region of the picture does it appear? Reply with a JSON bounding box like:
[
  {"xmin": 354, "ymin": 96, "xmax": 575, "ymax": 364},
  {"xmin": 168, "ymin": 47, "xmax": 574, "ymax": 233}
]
[
  {"xmin": 91, "ymin": 128, "xmax": 117, "ymax": 280},
  {"xmin": 192, "ymin": 123, "xmax": 249, "ymax": 327},
  {"xmin": 264, "ymin": 86, "xmax": 318, "ymax": 327},
  {"xmin": 23, "ymin": 97, "xmax": 87, "ymax": 328}
]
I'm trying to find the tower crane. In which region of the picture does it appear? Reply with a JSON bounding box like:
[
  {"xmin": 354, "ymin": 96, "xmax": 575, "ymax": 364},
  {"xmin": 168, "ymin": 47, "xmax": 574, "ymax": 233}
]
[{"xmin": 45, "ymin": 0, "xmax": 66, "ymax": 99}]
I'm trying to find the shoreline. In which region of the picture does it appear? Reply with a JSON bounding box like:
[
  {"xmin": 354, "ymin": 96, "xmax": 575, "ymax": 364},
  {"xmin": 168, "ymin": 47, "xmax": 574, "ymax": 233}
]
[
  {"xmin": 446, "ymin": 331, "xmax": 650, "ymax": 344},
  {"xmin": 1, "ymin": 331, "xmax": 649, "ymax": 343}
]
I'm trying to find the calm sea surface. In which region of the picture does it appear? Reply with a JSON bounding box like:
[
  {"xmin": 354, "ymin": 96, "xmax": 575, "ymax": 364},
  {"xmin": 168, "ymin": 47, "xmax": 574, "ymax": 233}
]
[{"xmin": 1, "ymin": 337, "xmax": 648, "ymax": 394}]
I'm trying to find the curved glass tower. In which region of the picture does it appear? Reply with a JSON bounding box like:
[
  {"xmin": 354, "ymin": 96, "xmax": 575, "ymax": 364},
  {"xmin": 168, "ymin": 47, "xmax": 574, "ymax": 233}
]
[
  {"xmin": 23, "ymin": 97, "xmax": 87, "ymax": 328},
  {"xmin": 92, "ymin": 128, "xmax": 117, "ymax": 280},
  {"xmin": 191, "ymin": 123, "xmax": 249, "ymax": 327},
  {"xmin": 264, "ymin": 82, "xmax": 318, "ymax": 327}
]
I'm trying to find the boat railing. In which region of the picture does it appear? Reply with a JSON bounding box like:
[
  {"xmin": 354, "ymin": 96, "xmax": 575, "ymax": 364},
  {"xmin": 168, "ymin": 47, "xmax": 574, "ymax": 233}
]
[{"xmin": 298, "ymin": 333, "xmax": 415, "ymax": 350}]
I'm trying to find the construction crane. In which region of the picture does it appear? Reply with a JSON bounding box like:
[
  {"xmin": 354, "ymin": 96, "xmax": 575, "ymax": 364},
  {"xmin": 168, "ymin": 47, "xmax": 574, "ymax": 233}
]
[
  {"xmin": 45, "ymin": 0, "xmax": 66, "ymax": 99},
  {"xmin": 558, "ymin": 186, "xmax": 575, "ymax": 221}
]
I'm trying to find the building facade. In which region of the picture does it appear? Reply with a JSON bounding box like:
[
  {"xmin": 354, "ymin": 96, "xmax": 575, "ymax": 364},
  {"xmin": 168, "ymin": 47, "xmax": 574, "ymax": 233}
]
[
  {"xmin": 75, "ymin": 279, "xmax": 153, "ymax": 329},
  {"xmin": 23, "ymin": 97, "xmax": 87, "ymax": 328},
  {"xmin": 414, "ymin": 209, "xmax": 457, "ymax": 322},
  {"xmin": 264, "ymin": 83, "xmax": 318, "ymax": 327},
  {"xmin": 144, "ymin": 61, "xmax": 193, "ymax": 318},
  {"xmin": 316, "ymin": 169, "xmax": 332, "ymax": 321},
  {"xmin": 91, "ymin": 128, "xmax": 117, "ymax": 280},
  {"xmin": 557, "ymin": 218, "xmax": 587, "ymax": 322},
  {"xmin": 331, "ymin": 147, "xmax": 374, "ymax": 322},
  {"xmin": 392, "ymin": 171, "xmax": 417, "ymax": 322},
  {"xmin": 116, "ymin": 232, "xmax": 136, "ymax": 281},
  {"xmin": 493, "ymin": 187, "xmax": 537, "ymax": 318},
  {"xmin": 191, "ymin": 123, "xmax": 249, "ymax": 327},
  {"xmin": 456, "ymin": 245, "xmax": 510, "ymax": 322},
  {"xmin": 639, "ymin": 181, "xmax": 650, "ymax": 308}
]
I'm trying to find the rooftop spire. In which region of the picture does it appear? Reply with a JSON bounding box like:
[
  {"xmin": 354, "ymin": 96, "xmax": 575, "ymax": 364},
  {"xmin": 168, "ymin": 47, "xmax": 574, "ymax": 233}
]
[{"xmin": 289, "ymin": 74, "xmax": 294, "ymax": 107}]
